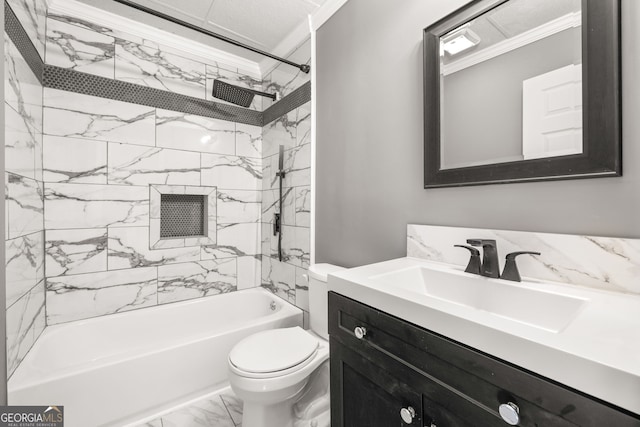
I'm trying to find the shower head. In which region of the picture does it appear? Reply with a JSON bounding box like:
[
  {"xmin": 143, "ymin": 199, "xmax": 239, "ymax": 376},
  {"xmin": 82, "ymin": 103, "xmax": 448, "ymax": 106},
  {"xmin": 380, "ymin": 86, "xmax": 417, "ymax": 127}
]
[{"xmin": 212, "ymin": 80, "xmax": 277, "ymax": 108}]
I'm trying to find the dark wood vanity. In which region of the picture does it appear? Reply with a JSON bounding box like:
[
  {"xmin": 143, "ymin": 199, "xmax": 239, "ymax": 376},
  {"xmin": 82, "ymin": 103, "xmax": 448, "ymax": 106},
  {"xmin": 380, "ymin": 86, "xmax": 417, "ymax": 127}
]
[{"xmin": 329, "ymin": 292, "xmax": 640, "ymax": 426}]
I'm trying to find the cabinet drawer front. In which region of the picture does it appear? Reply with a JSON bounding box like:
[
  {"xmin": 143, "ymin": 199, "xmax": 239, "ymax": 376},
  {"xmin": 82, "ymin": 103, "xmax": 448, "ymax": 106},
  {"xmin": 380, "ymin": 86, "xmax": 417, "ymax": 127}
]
[
  {"xmin": 330, "ymin": 337, "xmax": 422, "ymax": 427},
  {"xmin": 329, "ymin": 292, "xmax": 640, "ymax": 427}
]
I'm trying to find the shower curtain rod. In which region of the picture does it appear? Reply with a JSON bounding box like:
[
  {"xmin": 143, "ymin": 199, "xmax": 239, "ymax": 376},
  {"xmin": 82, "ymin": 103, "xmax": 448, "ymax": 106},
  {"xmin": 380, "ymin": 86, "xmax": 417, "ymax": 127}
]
[{"xmin": 111, "ymin": 0, "xmax": 311, "ymax": 74}]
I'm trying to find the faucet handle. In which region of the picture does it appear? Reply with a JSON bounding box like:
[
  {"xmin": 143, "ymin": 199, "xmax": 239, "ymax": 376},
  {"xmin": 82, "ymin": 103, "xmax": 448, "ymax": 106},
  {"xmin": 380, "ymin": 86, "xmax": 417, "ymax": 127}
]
[
  {"xmin": 454, "ymin": 245, "xmax": 482, "ymax": 275},
  {"xmin": 501, "ymin": 251, "xmax": 541, "ymax": 282},
  {"xmin": 466, "ymin": 239, "xmax": 496, "ymax": 247}
]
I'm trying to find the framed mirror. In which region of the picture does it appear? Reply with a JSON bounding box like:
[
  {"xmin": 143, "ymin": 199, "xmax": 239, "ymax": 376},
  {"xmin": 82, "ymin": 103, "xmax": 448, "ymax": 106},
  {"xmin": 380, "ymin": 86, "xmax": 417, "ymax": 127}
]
[{"xmin": 424, "ymin": 0, "xmax": 621, "ymax": 188}]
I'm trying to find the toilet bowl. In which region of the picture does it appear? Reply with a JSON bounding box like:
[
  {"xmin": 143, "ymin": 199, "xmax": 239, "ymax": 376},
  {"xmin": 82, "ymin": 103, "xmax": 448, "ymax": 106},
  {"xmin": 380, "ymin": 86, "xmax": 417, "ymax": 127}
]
[{"xmin": 228, "ymin": 264, "xmax": 345, "ymax": 427}]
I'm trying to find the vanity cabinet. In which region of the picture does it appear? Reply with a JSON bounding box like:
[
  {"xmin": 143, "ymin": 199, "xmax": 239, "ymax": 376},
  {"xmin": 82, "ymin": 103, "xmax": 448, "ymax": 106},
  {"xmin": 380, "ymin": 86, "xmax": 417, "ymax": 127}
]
[{"xmin": 328, "ymin": 292, "xmax": 640, "ymax": 427}]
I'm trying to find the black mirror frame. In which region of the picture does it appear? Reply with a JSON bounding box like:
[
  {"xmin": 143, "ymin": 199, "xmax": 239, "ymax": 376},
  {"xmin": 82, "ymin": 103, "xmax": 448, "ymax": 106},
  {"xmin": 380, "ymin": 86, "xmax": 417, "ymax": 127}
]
[{"xmin": 424, "ymin": 0, "xmax": 621, "ymax": 188}]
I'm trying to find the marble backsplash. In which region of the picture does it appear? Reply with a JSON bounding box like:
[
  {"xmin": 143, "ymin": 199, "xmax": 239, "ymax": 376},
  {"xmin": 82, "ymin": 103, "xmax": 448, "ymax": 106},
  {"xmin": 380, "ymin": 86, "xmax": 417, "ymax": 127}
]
[{"xmin": 407, "ymin": 224, "xmax": 640, "ymax": 295}]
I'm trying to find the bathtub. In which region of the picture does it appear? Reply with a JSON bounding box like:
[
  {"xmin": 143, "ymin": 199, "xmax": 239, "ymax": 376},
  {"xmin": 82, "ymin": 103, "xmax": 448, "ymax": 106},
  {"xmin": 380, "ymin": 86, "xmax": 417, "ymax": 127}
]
[{"xmin": 8, "ymin": 288, "xmax": 302, "ymax": 427}]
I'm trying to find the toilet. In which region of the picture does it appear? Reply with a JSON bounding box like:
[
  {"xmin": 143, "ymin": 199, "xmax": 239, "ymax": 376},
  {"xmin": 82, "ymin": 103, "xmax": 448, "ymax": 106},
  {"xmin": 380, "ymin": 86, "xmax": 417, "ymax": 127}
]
[{"xmin": 228, "ymin": 264, "xmax": 345, "ymax": 427}]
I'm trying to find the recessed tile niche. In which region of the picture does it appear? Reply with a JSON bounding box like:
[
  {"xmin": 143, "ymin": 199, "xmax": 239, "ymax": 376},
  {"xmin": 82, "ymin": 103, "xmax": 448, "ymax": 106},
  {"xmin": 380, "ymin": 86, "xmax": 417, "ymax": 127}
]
[{"xmin": 150, "ymin": 185, "xmax": 217, "ymax": 249}]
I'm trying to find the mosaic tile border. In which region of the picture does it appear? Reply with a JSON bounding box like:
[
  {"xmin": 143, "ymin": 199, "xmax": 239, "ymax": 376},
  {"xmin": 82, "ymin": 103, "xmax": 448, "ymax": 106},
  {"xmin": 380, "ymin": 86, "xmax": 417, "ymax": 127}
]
[
  {"xmin": 263, "ymin": 82, "xmax": 312, "ymax": 126},
  {"xmin": 4, "ymin": 1, "xmax": 311, "ymax": 127}
]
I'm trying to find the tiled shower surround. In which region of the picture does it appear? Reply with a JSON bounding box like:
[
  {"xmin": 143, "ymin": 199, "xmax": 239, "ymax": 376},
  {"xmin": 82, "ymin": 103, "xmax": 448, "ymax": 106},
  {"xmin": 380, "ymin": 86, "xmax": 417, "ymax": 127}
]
[
  {"xmin": 5, "ymin": 0, "xmax": 47, "ymax": 378},
  {"xmin": 5, "ymin": 0, "xmax": 313, "ymax": 378},
  {"xmin": 261, "ymin": 102, "xmax": 312, "ymax": 317},
  {"xmin": 260, "ymin": 38, "xmax": 312, "ymax": 320},
  {"xmin": 42, "ymin": 88, "xmax": 263, "ymax": 325}
]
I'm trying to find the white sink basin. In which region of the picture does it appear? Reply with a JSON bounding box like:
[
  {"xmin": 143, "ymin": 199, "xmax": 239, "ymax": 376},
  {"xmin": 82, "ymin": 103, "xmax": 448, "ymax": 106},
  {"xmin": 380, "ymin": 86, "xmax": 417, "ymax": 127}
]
[{"xmin": 371, "ymin": 265, "xmax": 588, "ymax": 333}]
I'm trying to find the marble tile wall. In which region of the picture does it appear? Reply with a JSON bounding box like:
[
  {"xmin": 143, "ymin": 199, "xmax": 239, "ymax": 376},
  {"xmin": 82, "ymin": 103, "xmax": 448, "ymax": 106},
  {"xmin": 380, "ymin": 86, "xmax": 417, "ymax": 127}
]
[
  {"xmin": 261, "ymin": 102, "xmax": 312, "ymax": 318},
  {"xmin": 42, "ymin": 88, "xmax": 263, "ymax": 325},
  {"xmin": 407, "ymin": 224, "xmax": 640, "ymax": 295},
  {"xmin": 4, "ymin": 1, "xmax": 48, "ymax": 379},
  {"xmin": 44, "ymin": 13, "xmax": 265, "ymax": 110},
  {"xmin": 6, "ymin": 0, "xmax": 47, "ymax": 60},
  {"xmin": 262, "ymin": 38, "xmax": 312, "ymax": 110},
  {"xmin": 259, "ymin": 40, "xmax": 312, "ymax": 319}
]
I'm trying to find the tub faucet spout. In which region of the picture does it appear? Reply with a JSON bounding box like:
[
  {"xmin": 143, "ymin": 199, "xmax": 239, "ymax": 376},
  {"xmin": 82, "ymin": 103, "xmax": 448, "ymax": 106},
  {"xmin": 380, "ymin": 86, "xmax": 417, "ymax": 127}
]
[{"xmin": 466, "ymin": 239, "xmax": 500, "ymax": 278}]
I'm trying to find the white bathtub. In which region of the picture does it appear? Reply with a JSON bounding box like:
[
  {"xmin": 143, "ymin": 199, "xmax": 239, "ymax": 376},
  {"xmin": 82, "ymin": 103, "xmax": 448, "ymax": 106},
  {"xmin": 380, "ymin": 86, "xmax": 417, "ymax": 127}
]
[{"xmin": 8, "ymin": 288, "xmax": 302, "ymax": 427}]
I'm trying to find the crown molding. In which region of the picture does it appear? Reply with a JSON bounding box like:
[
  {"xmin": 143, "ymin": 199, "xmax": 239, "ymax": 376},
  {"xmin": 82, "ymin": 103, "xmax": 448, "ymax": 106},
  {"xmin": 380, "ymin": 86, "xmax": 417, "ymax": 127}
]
[
  {"xmin": 443, "ymin": 11, "xmax": 581, "ymax": 76},
  {"xmin": 311, "ymin": 0, "xmax": 350, "ymax": 31},
  {"xmin": 47, "ymin": 0, "xmax": 262, "ymax": 77},
  {"xmin": 259, "ymin": 18, "xmax": 311, "ymax": 76},
  {"xmin": 259, "ymin": 0, "xmax": 349, "ymax": 76}
]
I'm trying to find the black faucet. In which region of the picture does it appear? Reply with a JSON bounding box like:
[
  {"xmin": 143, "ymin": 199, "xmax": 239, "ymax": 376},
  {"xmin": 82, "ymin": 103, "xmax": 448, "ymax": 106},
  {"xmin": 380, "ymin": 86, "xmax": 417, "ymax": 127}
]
[{"xmin": 466, "ymin": 239, "xmax": 500, "ymax": 278}]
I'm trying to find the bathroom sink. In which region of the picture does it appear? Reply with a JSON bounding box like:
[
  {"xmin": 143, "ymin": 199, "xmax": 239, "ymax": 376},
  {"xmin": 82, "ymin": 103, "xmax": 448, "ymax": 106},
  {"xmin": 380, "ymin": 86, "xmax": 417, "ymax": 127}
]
[{"xmin": 370, "ymin": 265, "xmax": 587, "ymax": 333}]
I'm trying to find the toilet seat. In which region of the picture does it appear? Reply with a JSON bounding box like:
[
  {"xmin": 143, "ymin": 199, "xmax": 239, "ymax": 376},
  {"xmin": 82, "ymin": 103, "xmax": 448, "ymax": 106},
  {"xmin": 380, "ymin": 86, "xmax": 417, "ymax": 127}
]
[{"xmin": 229, "ymin": 327, "xmax": 319, "ymax": 379}]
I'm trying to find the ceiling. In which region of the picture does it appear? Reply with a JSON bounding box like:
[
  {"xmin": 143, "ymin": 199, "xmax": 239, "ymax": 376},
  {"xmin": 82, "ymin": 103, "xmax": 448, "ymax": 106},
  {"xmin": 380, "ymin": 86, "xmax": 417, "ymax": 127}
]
[
  {"xmin": 119, "ymin": 0, "xmax": 327, "ymax": 56},
  {"xmin": 443, "ymin": 0, "xmax": 580, "ymax": 64}
]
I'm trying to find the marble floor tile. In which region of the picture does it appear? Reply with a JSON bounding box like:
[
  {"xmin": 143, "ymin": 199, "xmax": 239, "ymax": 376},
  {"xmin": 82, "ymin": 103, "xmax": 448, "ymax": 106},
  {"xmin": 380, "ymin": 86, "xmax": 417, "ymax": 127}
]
[
  {"xmin": 220, "ymin": 392, "xmax": 243, "ymax": 426},
  {"xmin": 148, "ymin": 397, "xmax": 236, "ymax": 427}
]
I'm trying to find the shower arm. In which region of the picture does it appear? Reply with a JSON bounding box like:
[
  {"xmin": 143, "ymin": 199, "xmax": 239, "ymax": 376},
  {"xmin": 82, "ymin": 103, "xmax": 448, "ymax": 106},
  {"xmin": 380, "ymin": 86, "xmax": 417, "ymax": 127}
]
[{"xmin": 111, "ymin": 0, "xmax": 311, "ymax": 74}]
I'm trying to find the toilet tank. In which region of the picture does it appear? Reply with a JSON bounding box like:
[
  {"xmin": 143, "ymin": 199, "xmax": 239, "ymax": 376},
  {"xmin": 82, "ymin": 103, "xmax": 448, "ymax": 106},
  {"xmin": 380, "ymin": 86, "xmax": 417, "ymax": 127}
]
[{"xmin": 308, "ymin": 264, "xmax": 346, "ymax": 340}]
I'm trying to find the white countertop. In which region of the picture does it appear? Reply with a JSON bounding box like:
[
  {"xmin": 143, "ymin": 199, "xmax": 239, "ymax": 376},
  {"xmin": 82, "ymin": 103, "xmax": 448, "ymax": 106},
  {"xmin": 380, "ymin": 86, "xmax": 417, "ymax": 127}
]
[{"xmin": 327, "ymin": 257, "xmax": 640, "ymax": 414}]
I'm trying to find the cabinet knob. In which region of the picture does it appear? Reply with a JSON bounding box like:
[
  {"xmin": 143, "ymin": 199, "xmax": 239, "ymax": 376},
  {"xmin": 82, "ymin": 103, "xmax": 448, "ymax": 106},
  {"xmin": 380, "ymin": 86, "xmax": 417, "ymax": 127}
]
[
  {"xmin": 498, "ymin": 402, "xmax": 520, "ymax": 425},
  {"xmin": 354, "ymin": 326, "xmax": 367, "ymax": 339},
  {"xmin": 399, "ymin": 406, "xmax": 416, "ymax": 424}
]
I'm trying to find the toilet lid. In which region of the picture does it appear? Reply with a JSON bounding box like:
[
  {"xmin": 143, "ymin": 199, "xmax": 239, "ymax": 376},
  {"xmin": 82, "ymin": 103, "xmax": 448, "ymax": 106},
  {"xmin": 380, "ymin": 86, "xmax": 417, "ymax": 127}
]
[{"xmin": 229, "ymin": 327, "xmax": 319, "ymax": 374}]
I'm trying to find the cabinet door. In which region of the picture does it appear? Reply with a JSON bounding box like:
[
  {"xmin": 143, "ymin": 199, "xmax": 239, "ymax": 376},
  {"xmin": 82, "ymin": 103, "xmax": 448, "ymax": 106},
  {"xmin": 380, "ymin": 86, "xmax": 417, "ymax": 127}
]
[{"xmin": 330, "ymin": 337, "xmax": 422, "ymax": 427}]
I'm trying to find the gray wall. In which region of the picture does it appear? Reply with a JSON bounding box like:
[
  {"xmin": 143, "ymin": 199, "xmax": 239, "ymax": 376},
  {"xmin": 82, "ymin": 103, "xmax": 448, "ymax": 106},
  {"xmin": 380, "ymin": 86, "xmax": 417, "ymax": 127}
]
[
  {"xmin": 315, "ymin": 0, "xmax": 640, "ymax": 268},
  {"xmin": 442, "ymin": 27, "xmax": 580, "ymax": 168}
]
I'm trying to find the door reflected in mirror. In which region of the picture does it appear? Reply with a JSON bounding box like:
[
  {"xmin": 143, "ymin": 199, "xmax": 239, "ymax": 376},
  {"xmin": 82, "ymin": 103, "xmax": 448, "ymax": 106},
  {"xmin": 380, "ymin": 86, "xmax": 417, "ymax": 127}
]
[{"xmin": 439, "ymin": 0, "xmax": 582, "ymax": 170}]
